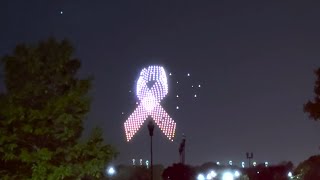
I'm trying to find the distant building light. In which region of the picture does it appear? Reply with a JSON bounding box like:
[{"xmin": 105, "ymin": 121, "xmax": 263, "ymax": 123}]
[
  {"xmin": 106, "ymin": 166, "xmax": 116, "ymax": 176},
  {"xmin": 206, "ymin": 170, "xmax": 217, "ymax": 179},
  {"xmin": 222, "ymin": 172, "xmax": 234, "ymax": 180},
  {"xmin": 234, "ymin": 170, "xmax": 241, "ymax": 178},
  {"xmin": 229, "ymin": 160, "xmax": 233, "ymax": 166},
  {"xmin": 197, "ymin": 173, "xmax": 205, "ymax": 180}
]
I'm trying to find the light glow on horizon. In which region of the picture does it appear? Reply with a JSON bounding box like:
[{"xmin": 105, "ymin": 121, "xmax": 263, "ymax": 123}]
[
  {"xmin": 197, "ymin": 174, "xmax": 205, "ymax": 180},
  {"xmin": 222, "ymin": 172, "xmax": 234, "ymax": 180},
  {"xmin": 106, "ymin": 166, "xmax": 116, "ymax": 176},
  {"xmin": 207, "ymin": 170, "xmax": 217, "ymax": 179},
  {"xmin": 124, "ymin": 65, "xmax": 176, "ymax": 141}
]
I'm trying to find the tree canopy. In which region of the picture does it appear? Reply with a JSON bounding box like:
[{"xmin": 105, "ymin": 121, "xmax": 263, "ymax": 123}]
[
  {"xmin": 294, "ymin": 155, "xmax": 320, "ymax": 179},
  {"xmin": 304, "ymin": 68, "xmax": 320, "ymax": 121},
  {"xmin": 0, "ymin": 38, "xmax": 117, "ymax": 179},
  {"xmin": 162, "ymin": 163, "xmax": 195, "ymax": 180}
]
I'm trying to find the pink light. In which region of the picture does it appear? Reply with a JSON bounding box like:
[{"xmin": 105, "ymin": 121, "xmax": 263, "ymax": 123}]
[{"xmin": 124, "ymin": 65, "xmax": 176, "ymax": 141}]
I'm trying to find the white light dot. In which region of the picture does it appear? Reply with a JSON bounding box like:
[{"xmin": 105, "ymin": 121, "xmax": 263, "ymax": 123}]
[
  {"xmin": 192, "ymin": 85, "xmax": 194, "ymax": 88},
  {"xmin": 177, "ymin": 81, "xmax": 179, "ymax": 84},
  {"xmin": 197, "ymin": 174, "xmax": 205, "ymax": 180},
  {"xmin": 107, "ymin": 167, "xmax": 116, "ymax": 176},
  {"xmin": 253, "ymin": 162, "xmax": 257, "ymax": 166},
  {"xmin": 234, "ymin": 170, "xmax": 240, "ymax": 178},
  {"xmin": 222, "ymin": 172, "xmax": 234, "ymax": 180},
  {"xmin": 169, "ymin": 73, "xmax": 172, "ymax": 76},
  {"xmin": 194, "ymin": 94, "xmax": 197, "ymax": 98},
  {"xmin": 176, "ymin": 106, "xmax": 179, "ymax": 110},
  {"xmin": 198, "ymin": 84, "xmax": 201, "ymax": 88},
  {"xmin": 187, "ymin": 73, "xmax": 190, "ymax": 76},
  {"xmin": 60, "ymin": 11, "xmax": 63, "ymax": 15},
  {"xmin": 176, "ymin": 95, "xmax": 179, "ymax": 98},
  {"xmin": 121, "ymin": 112, "xmax": 124, "ymax": 115}
]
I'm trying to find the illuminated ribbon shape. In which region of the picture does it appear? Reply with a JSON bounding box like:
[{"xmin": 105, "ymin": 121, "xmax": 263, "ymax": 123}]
[{"xmin": 124, "ymin": 66, "xmax": 176, "ymax": 141}]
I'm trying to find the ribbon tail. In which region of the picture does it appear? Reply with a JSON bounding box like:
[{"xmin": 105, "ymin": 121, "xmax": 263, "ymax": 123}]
[
  {"xmin": 151, "ymin": 104, "xmax": 176, "ymax": 141},
  {"xmin": 124, "ymin": 104, "xmax": 148, "ymax": 141}
]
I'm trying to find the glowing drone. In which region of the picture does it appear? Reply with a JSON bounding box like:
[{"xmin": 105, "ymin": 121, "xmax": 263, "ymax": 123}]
[{"xmin": 124, "ymin": 65, "xmax": 176, "ymax": 141}]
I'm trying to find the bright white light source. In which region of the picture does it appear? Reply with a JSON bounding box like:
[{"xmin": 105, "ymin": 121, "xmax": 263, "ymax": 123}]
[
  {"xmin": 216, "ymin": 162, "xmax": 220, "ymax": 165},
  {"xmin": 146, "ymin": 160, "xmax": 149, "ymax": 168},
  {"xmin": 198, "ymin": 84, "xmax": 201, "ymax": 88},
  {"xmin": 234, "ymin": 170, "xmax": 240, "ymax": 178},
  {"xmin": 124, "ymin": 66, "xmax": 176, "ymax": 141},
  {"xmin": 192, "ymin": 85, "xmax": 194, "ymax": 88},
  {"xmin": 207, "ymin": 170, "xmax": 217, "ymax": 179},
  {"xmin": 229, "ymin": 160, "xmax": 233, "ymax": 165},
  {"xmin": 187, "ymin": 73, "xmax": 190, "ymax": 76},
  {"xmin": 132, "ymin": 159, "xmax": 135, "ymax": 165},
  {"xmin": 177, "ymin": 81, "xmax": 179, "ymax": 84},
  {"xmin": 140, "ymin": 159, "xmax": 142, "ymax": 165},
  {"xmin": 60, "ymin": 11, "xmax": 63, "ymax": 15},
  {"xmin": 176, "ymin": 106, "xmax": 179, "ymax": 110},
  {"xmin": 222, "ymin": 172, "xmax": 234, "ymax": 180},
  {"xmin": 265, "ymin": 162, "xmax": 268, "ymax": 167},
  {"xmin": 194, "ymin": 94, "xmax": 197, "ymax": 98},
  {"xmin": 121, "ymin": 112, "xmax": 124, "ymax": 115},
  {"xmin": 176, "ymin": 95, "xmax": 179, "ymax": 98},
  {"xmin": 169, "ymin": 73, "xmax": 172, "ymax": 76},
  {"xmin": 241, "ymin": 162, "xmax": 245, "ymax": 168},
  {"xmin": 107, "ymin": 166, "xmax": 116, "ymax": 176},
  {"xmin": 288, "ymin": 172, "xmax": 293, "ymax": 178},
  {"xmin": 253, "ymin": 162, "xmax": 257, "ymax": 167},
  {"xmin": 197, "ymin": 173, "xmax": 205, "ymax": 180}
]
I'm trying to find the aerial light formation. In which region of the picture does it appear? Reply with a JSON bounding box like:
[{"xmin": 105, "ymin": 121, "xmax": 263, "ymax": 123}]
[{"xmin": 124, "ymin": 65, "xmax": 176, "ymax": 141}]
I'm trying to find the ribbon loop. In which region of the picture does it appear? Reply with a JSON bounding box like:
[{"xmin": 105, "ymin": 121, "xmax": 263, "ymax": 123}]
[{"xmin": 124, "ymin": 65, "xmax": 176, "ymax": 141}]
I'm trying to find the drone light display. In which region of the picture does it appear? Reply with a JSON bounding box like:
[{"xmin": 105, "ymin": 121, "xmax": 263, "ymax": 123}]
[{"xmin": 124, "ymin": 65, "xmax": 176, "ymax": 141}]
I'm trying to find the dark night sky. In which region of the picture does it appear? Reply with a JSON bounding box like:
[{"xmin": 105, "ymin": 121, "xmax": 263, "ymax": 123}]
[{"xmin": 1, "ymin": 0, "xmax": 320, "ymax": 166}]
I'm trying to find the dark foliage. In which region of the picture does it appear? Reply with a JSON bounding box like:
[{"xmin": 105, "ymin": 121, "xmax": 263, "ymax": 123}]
[
  {"xmin": 304, "ymin": 68, "xmax": 320, "ymax": 121},
  {"xmin": 162, "ymin": 163, "xmax": 195, "ymax": 180}
]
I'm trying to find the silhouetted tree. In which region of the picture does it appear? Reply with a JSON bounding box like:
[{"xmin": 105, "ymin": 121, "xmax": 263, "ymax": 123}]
[
  {"xmin": 245, "ymin": 161, "xmax": 293, "ymax": 180},
  {"xmin": 153, "ymin": 164, "xmax": 165, "ymax": 180},
  {"xmin": 113, "ymin": 165, "xmax": 150, "ymax": 180},
  {"xmin": 304, "ymin": 68, "xmax": 320, "ymax": 121},
  {"xmin": 198, "ymin": 162, "xmax": 221, "ymax": 171},
  {"xmin": 0, "ymin": 38, "xmax": 117, "ymax": 179},
  {"xmin": 294, "ymin": 155, "xmax": 320, "ymax": 179},
  {"xmin": 162, "ymin": 163, "xmax": 195, "ymax": 180}
]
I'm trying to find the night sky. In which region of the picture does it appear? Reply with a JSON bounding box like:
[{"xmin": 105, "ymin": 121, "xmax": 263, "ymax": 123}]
[{"xmin": 1, "ymin": 1, "xmax": 320, "ymax": 167}]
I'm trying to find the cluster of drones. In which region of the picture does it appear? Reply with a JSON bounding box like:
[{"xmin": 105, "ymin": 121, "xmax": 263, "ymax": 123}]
[{"xmin": 123, "ymin": 65, "xmax": 203, "ymax": 142}]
